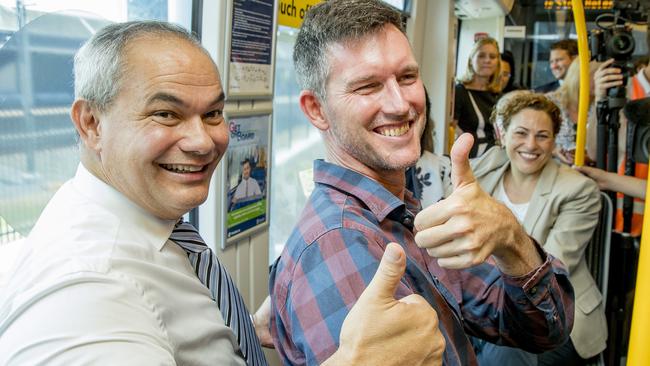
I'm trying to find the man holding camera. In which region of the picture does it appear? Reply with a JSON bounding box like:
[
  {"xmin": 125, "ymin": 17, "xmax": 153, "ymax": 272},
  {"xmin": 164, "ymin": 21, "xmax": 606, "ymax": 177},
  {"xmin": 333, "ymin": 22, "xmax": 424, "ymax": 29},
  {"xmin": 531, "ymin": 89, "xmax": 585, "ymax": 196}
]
[{"xmin": 588, "ymin": 47, "xmax": 650, "ymax": 237}]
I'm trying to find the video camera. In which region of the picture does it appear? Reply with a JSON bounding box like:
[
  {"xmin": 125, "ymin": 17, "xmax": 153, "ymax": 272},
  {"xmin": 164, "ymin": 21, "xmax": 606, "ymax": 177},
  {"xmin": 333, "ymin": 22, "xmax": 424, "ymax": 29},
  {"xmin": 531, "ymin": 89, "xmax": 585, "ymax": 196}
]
[
  {"xmin": 588, "ymin": 1, "xmax": 648, "ymax": 107},
  {"xmin": 589, "ymin": 1, "xmax": 650, "ymax": 203},
  {"xmin": 624, "ymin": 97, "xmax": 650, "ymax": 163},
  {"xmin": 590, "ymin": 25, "xmax": 635, "ymax": 107}
]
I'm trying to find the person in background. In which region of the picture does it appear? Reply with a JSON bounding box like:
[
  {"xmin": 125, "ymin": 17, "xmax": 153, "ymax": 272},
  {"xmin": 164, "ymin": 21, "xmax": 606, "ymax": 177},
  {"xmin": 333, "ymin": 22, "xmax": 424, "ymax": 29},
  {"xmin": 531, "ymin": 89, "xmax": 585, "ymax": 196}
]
[
  {"xmin": 575, "ymin": 165, "xmax": 647, "ymax": 200},
  {"xmin": 472, "ymin": 92, "xmax": 606, "ymax": 366},
  {"xmin": 587, "ymin": 45, "xmax": 650, "ymax": 237},
  {"xmin": 500, "ymin": 50, "xmax": 522, "ymax": 93},
  {"xmin": 546, "ymin": 59, "xmax": 600, "ymax": 165},
  {"xmin": 270, "ymin": 1, "xmax": 575, "ymax": 365},
  {"xmin": 0, "ymin": 20, "xmax": 448, "ymax": 366},
  {"xmin": 535, "ymin": 39, "xmax": 578, "ymax": 93},
  {"xmin": 454, "ymin": 37, "xmax": 501, "ymax": 157},
  {"xmin": 407, "ymin": 88, "xmax": 452, "ymax": 206},
  {"xmin": 232, "ymin": 158, "xmax": 262, "ymax": 203},
  {"xmin": 634, "ymin": 55, "xmax": 649, "ymax": 73}
]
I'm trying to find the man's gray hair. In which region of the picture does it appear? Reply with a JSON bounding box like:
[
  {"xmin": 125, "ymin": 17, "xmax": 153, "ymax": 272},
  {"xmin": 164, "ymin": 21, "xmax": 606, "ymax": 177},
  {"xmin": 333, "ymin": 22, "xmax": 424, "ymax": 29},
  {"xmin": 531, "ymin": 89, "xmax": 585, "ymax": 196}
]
[
  {"xmin": 293, "ymin": 0, "xmax": 405, "ymax": 100},
  {"xmin": 74, "ymin": 20, "xmax": 206, "ymax": 111}
]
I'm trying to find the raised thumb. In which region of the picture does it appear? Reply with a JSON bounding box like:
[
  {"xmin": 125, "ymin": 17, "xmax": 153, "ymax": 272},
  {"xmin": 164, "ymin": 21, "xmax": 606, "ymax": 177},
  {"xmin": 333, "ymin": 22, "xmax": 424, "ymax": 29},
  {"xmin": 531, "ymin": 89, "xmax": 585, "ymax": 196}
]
[
  {"xmin": 450, "ymin": 133, "xmax": 477, "ymax": 189},
  {"xmin": 361, "ymin": 243, "xmax": 406, "ymax": 301}
]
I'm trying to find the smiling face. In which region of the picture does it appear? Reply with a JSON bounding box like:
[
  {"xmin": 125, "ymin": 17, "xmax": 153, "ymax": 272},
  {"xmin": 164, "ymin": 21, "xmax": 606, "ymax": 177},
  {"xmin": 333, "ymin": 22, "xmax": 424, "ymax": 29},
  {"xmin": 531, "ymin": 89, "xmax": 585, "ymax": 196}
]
[
  {"xmin": 471, "ymin": 43, "xmax": 499, "ymax": 78},
  {"xmin": 317, "ymin": 24, "xmax": 425, "ymax": 178},
  {"xmin": 242, "ymin": 161, "xmax": 251, "ymax": 180},
  {"xmin": 504, "ymin": 108, "xmax": 555, "ymax": 178},
  {"xmin": 499, "ymin": 60, "xmax": 512, "ymax": 91},
  {"xmin": 90, "ymin": 36, "xmax": 227, "ymax": 220},
  {"xmin": 550, "ymin": 49, "xmax": 574, "ymax": 80}
]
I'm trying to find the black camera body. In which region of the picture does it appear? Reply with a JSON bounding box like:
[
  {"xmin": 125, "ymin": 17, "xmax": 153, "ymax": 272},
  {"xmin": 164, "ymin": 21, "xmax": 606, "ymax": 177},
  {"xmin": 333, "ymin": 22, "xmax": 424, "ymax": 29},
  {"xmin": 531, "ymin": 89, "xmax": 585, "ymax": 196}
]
[
  {"xmin": 590, "ymin": 25, "xmax": 636, "ymax": 63},
  {"xmin": 590, "ymin": 25, "xmax": 636, "ymax": 108},
  {"xmin": 624, "ymin": 97, "xmax": 650, "ymax": 163},
  {"xmin": 589, "ymin": 1, "xmax": 650, "ymax": 173}
]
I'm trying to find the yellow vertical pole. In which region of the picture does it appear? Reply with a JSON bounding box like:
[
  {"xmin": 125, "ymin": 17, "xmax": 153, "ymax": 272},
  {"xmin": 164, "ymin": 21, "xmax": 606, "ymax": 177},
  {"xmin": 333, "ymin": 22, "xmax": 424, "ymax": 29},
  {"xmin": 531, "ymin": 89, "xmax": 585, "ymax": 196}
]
[
  {"xmin": 572, "ymin": 1, "xmax": 649, "ymax": 363},
  {"xmin": 572, "ymin": 0, "xmax": 589, "ymax": 167},
  {"xmin": 628, "ymin": 172, "xmax": 650, "ymax": 364}
]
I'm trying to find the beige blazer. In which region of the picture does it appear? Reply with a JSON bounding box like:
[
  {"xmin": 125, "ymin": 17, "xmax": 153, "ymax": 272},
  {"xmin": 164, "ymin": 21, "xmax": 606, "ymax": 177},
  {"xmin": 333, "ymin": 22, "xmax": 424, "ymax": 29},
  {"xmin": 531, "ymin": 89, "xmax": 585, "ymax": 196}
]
[{"xmin": 471, "ymin": 147, "xmax": 607, "ymax": 359}]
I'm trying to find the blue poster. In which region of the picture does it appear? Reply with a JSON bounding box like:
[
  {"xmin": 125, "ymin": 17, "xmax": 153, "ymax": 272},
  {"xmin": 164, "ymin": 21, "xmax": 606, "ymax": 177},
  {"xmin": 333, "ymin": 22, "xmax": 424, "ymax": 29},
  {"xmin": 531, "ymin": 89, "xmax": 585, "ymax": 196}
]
[{"xmin": 224, "ymin": 114, "xmax": 270, "ymax": 239}]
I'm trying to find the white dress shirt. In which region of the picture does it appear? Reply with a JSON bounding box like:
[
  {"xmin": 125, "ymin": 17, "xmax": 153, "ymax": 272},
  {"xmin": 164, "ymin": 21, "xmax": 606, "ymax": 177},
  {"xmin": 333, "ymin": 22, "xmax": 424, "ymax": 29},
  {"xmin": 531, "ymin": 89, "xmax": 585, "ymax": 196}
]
[
  {"xmin": 233, "ymin": 178, "xmax": 262, "ymax": 202},
  {"xmin": 0, "ymin": 164, "xmax": 245, "ymax": 366}
]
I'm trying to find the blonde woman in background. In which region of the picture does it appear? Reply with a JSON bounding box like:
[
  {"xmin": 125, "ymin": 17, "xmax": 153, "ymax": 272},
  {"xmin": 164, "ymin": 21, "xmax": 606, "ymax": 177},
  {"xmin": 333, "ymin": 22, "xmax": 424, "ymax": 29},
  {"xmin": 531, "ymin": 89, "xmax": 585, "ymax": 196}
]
[
  {"xmin": 454, "ymin": 37, "xmax": 502, "ymax": 157},
  {"xmin": 546, "ymin": 59, "xmax": 599, "ymax": 164}
]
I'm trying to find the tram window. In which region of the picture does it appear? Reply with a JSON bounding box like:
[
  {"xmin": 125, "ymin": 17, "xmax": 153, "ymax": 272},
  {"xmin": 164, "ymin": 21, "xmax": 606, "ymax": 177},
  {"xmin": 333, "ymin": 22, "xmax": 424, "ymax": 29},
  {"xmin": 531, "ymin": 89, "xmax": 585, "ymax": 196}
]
[
  {"xmin": 0, "ymin": 0, "xmax": 193, "ymax": 244},
  {"xmin": 505, "ymin": 3, "xmax": 649, "ymax": 91},
  {"xmin": 269, "ymin": 25, "xmax": 326, "ymax": 263}
]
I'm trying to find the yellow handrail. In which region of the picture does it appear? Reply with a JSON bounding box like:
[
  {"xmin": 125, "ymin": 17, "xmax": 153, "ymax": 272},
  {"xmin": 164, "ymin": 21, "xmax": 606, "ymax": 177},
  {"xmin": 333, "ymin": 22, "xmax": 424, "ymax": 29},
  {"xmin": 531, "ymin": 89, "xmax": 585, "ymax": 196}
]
[
  {"xmin": 572, "ymin": 2, "xmax": 649, "ymax": 364},
  {"xmin": 572, "ymin": 0, "xmax": 589, "ymax": 167}
]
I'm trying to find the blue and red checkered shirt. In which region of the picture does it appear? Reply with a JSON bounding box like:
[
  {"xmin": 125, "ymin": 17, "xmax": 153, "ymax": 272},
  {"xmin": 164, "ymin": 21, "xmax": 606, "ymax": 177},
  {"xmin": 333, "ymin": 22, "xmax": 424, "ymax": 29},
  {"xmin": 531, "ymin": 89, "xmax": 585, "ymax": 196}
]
[{"xmin": 270, "ymin": 160, "xmax": 574, "ymax": 365}]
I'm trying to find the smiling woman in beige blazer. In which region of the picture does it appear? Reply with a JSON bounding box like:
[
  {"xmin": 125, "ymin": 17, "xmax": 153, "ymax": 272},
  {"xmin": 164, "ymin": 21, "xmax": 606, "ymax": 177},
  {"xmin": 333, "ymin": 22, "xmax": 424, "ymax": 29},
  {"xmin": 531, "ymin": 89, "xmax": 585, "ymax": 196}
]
[{"xmin": 470, "ymin": 93, "xmax": 606, "ymax": 366}]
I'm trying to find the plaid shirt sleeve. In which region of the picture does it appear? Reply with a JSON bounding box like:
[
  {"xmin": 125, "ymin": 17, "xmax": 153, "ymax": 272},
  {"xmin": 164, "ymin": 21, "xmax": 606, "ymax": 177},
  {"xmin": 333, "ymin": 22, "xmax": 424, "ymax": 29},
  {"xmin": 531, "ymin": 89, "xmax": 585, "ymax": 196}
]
[
  {"xmin": 270, "ymin": 228, "xmax": 411, "ymax": 366},
  {"xmin": 433, "ymin": 243, "xmax": 575, "ymax": 352}
]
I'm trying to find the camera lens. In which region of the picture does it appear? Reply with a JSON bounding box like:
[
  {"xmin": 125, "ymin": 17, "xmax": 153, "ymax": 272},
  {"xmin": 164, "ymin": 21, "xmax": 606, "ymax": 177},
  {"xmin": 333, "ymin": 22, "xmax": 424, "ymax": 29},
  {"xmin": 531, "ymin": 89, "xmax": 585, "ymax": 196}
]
[{"xmin": 607, "ymin": 32, "xmax": 635, "ymax": 58}]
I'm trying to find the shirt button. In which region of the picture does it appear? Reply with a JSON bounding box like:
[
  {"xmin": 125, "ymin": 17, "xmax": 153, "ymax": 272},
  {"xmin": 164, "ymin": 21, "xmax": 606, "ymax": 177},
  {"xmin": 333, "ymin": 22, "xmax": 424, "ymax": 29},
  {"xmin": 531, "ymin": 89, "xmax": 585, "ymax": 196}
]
[
  {"xmin": 403, "ymin": 216, "xmax": 413, "ymax": 226},
  {"xmin": 530, "ymin": 286, "xmax": 538, "ymax": 295}
]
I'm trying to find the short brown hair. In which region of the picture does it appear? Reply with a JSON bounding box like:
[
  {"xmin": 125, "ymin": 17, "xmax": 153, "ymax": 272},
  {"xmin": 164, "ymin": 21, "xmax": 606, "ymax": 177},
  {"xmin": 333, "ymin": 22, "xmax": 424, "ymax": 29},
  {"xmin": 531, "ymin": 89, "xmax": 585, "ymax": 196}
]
[
  {"xmin": 491, "ymin": 92, "xmax": 562, "ymax": 135},
  {"xmin": 550, "ymin": 39, "xmax": 578, "ymax": 57},
  {"xmin": 294, "ymin": 0, "xmax": 405, "ymax": 100}
]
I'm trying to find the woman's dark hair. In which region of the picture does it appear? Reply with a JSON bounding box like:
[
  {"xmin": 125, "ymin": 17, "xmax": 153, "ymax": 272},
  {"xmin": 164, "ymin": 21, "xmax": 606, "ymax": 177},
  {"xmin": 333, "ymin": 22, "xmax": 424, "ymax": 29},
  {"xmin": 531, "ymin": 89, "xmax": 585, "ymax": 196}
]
[
  {"xmin": 500, "ymin": 50, "xmax": 518, "ymax": 93},
  {"xmin": 420, "ymin": 87, "xmax": 434, "ymax": 155}
]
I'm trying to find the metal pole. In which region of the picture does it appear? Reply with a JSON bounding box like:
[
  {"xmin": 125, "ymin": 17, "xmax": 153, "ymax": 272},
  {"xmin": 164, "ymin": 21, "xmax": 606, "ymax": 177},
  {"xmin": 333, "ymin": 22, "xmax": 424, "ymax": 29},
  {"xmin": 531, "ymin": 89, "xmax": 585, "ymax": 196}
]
[{"xmin": 572, "ymin": 0, "xmax": 589, "ymax": 166}]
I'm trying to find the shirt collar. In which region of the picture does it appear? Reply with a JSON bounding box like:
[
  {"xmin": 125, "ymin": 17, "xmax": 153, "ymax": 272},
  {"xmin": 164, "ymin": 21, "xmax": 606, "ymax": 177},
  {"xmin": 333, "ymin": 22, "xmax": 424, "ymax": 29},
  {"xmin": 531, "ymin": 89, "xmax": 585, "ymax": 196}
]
[
  {"xmin": 312, "ymin": 159, "xmax": 419, "ymax": 226},
  {"xmin": 636, "ymin": 68, "xmax": 650, "ymax": 96},
  {"xmin": 72, "ymin": 163, "xmax": 177, "ymax": 251}
]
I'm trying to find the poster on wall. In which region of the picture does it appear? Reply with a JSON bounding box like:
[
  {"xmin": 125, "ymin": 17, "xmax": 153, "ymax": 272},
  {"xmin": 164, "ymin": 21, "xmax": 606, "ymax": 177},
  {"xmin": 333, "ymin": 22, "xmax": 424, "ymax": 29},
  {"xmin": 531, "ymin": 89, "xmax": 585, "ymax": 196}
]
[
  {"xmin": 222, "ymin": 110, "xmax": 272, "ymax": 246},
  {"xmin": 225, "ymin": 0, "xmax": 276, "ymax": 99}
]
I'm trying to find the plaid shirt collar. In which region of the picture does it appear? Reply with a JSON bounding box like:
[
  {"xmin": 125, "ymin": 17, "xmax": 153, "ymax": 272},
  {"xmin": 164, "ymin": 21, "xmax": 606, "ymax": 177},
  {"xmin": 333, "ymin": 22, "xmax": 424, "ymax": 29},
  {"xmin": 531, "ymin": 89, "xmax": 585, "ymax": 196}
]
[{"xmin": 313, "ymin": 159, "xmax": 419, "ymax": 229}]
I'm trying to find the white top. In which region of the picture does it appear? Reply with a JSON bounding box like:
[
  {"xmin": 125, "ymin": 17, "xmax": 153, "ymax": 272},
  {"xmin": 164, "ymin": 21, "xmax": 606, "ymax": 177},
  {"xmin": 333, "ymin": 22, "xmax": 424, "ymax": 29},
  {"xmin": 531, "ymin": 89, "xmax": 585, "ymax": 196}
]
[
  {"xmin": 415, "ymin": 151, "xmax": 453, "ymax": 208},
  {"xmin": 233, "ymin": 177, "xmax": 262, "ymax": 201},
  {"xmin": 495, "ymin": 177, "xmax": 529, "ymax": 223},
  {"xmin": 0, "ymin": 164, "xmax": 245, "ymax": 366}
]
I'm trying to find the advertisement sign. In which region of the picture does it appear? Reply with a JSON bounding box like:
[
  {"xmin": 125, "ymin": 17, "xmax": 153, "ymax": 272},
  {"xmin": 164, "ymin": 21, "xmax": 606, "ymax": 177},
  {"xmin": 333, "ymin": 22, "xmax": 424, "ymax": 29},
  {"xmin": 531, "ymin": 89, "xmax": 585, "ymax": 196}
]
[
  {"xmin": 225, "ymin": 0, "xmax": 276, "ymax": 98},
  {"xmin": 222, "ymin": 111, "xmax": 272, "ymax": 245}
]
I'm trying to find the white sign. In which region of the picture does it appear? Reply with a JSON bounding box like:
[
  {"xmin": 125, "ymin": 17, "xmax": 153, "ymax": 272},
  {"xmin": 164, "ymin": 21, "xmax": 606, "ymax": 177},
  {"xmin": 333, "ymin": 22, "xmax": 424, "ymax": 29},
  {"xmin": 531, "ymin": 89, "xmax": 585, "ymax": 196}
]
[{"xmin": 504, "ymin": 25, "xmax": 526, "ymax": 39}]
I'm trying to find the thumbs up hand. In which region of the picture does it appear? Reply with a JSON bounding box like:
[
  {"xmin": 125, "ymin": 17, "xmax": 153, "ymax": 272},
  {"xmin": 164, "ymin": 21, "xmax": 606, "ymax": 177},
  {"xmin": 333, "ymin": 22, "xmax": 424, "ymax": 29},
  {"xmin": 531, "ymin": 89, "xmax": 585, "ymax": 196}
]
[
  {"xmin": 413, "ymin": 134, "xmax": 542, "ymax": 276},
  {"xmin": 450, "ymin": 133, "xmax": 477, "ymax": 190},
  {"xmin": 325, "ymin": 243, "xmax": 445, "ymax": 366}
]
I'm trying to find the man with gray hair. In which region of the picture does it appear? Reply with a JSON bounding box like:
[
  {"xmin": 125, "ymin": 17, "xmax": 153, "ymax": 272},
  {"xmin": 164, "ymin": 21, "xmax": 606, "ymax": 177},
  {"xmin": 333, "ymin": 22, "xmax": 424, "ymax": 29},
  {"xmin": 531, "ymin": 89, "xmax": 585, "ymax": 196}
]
[
  {"xmin": 0, "ymin": 20, "xmax": 446, "ymax": 365},
  {"xmin": 270, "ymin": 0, "xmax": 575, "ymax": 364}
]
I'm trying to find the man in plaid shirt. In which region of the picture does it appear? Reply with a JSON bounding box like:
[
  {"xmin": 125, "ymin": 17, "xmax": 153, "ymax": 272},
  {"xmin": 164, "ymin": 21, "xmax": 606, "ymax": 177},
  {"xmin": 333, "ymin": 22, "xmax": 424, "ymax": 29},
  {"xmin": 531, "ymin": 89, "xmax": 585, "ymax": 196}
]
[{"xmin": 270, "ymin": 1, "xmax": 575, "ymax": 365}]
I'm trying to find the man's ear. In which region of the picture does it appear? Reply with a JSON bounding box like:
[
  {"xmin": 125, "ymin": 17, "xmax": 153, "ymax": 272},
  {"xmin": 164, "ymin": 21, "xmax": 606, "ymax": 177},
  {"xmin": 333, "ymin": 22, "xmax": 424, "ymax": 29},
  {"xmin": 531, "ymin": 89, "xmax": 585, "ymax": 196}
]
[
  {"xmin": 299, "ymin": 90, "xmax": 329, "ymax": 131},
  {"xmin": 70, "ymin": 99, "xmax": 101, "ymax": 151}
]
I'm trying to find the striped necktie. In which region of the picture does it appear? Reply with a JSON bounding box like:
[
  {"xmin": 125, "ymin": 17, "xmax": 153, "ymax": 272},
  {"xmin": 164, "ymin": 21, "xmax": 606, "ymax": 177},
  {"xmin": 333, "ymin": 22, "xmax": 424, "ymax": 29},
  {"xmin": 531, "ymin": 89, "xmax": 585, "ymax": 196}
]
[{"xmin": 170, "ymin": 221, "xmax": 267, "ymax": 366}]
